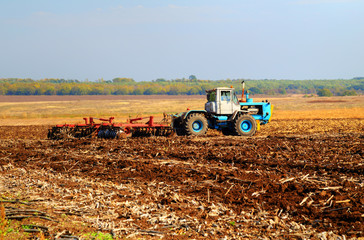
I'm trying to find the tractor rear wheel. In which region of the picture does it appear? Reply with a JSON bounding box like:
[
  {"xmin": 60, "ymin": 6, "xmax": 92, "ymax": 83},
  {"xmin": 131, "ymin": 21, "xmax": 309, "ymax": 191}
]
[
  {"xmin": 184, "ymin": 113, "xmax": 208, "ymax": 136},
  {"xmin": 233, "ymin": 114, "xmax": 257, "ymax": 137}
]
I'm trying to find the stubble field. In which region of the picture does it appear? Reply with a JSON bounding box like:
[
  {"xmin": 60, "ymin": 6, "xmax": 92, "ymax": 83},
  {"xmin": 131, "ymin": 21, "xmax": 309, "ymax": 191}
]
[{"xmin": 0, "ymin": 95, "xmax": 363, "ymax": 239}]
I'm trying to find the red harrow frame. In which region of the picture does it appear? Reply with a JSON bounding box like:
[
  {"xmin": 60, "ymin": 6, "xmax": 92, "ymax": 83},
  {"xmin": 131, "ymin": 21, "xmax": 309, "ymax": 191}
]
[{"xmin": 47, "ymin": 116, "xmax": 174, "ymax": 140}]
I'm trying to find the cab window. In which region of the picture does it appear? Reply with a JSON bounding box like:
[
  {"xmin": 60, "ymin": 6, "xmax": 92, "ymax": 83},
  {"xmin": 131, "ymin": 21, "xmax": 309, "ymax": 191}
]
[
  {"xmin": 221, "ymin": 91, "xmax": 231, "ymax": 101},
  {"xmin": 233, "ymin": 93, "xmax": 239, "ymax": 104}
]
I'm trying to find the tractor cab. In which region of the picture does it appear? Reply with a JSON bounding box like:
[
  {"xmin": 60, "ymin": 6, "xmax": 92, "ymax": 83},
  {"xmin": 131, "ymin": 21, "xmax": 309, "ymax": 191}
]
[{"xmin": 205, "ymin": 87, "xmax": 240, "ymax": 115}]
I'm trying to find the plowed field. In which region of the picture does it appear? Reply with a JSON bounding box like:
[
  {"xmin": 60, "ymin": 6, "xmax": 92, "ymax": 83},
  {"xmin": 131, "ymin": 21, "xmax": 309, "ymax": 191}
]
[{"xmin": 0, "ymin": 117, "xmax": 363, "ymax": 239}]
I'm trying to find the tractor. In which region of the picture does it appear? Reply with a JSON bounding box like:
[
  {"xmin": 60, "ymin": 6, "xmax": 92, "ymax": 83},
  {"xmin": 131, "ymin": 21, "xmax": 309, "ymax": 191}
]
[{"xmin": 172, "ymin": 82, "xmax": 273, "ymax": 137}]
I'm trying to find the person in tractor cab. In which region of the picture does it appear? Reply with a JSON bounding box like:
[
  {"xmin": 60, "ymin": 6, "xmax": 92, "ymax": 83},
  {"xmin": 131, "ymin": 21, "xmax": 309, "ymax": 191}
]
[{"xmin": 221, "ymin": 91, "xmax": 231, "ymax": 101}]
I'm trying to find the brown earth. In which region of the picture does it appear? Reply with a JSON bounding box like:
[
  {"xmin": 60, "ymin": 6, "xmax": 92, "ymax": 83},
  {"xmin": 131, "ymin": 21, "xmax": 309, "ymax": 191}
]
[
  {"xmin": 307, "ymin": 100, "xmax": 347, "ymax": 103},
  {"xmin": 0, "ymin": 119, "xmax": 363, "ymax": 239}
]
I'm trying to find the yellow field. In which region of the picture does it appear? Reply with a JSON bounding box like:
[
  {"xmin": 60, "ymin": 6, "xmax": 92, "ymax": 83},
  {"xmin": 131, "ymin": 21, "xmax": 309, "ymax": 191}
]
[{"xmin": 0, "ymin": 95, "xmax": 363, "ymax": 126}]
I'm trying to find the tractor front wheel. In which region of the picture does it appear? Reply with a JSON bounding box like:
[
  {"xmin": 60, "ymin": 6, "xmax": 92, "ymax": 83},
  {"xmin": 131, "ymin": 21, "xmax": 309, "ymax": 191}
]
[
  {"xmin": 233, "ymin": 114, "xmax": 257, "ymax": 137},
  {"xmin": 184, "ymin": 113, "xmax": 208, "ymax": 136}
]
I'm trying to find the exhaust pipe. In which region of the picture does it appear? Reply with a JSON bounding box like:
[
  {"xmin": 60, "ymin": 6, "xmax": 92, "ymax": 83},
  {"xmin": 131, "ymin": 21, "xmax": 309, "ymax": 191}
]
[{"xmin": 240, "ymin": 80, "xmax": 246, "ymax": 102}]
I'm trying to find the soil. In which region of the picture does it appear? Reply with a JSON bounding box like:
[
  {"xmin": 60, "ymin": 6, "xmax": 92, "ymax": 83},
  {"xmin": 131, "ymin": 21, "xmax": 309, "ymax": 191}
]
[
  {"xmin": 0, "ymin": 119, "xmax": 363, "ymax": 239},
  {"xmin": 307, "ymin": 100, "xmax": 347, "ymax": 103}
]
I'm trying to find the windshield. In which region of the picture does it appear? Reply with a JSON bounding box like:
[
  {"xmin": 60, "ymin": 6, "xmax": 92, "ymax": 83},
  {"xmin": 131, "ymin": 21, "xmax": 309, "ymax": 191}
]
[{"xmin": 233, "ymin": 93, "xmax": 239, "ymax": 104}]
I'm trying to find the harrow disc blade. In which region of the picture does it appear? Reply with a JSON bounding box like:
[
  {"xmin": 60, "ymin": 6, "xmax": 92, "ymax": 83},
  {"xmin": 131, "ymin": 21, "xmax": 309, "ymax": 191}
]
[
  {"xmin": 48, "ymin": 126, "xmax": 98, "ymax": 140},
  {"xmin": 132, "ymin": 127, "xmax": 152, "ymax": 137},
  {"xmin": 155, "ymin": 127, "xmax": 175, "ymax": 137},
  {"xmin": 131, "ymin": 127, "xmax": 174, "ymax": 137},
  {"xmin": 47, "ymin": 126, "xmax": 74, "ymax": 140}
]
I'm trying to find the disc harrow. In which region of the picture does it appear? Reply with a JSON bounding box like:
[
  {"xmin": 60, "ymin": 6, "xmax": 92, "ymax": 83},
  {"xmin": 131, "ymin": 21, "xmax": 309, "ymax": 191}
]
[
  {"xmin": 132, "ymin": 127, "xmax": 175, "ymax": 137},
  {"xmin": 48, "ymin": 116, "xmax": 173, "ymax": 140}
]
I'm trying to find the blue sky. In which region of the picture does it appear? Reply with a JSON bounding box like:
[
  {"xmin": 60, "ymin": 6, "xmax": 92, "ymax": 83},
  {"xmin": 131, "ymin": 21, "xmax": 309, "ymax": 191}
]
[{"xmin": 1, "ymin": 0, "xmax": 363, "ymax": 81}]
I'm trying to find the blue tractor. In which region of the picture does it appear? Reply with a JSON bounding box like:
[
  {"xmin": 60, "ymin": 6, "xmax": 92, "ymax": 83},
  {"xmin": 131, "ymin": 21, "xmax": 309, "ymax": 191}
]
[{"xmin": 172, "ymin": 82, "xmax": 273, "ymax": 137}]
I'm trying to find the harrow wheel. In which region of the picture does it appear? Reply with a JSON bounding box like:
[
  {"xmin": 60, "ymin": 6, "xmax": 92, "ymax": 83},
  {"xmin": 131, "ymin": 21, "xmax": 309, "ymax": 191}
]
[{"xmin": 97, "ymin": 126, "xmax": 124, "ymax": 139}]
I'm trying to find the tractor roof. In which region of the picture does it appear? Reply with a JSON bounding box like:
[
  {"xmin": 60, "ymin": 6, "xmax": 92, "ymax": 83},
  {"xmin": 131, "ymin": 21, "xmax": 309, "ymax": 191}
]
[{"xmin": 205, "ymin": 87, "xmax": 235, "ymax": 93}]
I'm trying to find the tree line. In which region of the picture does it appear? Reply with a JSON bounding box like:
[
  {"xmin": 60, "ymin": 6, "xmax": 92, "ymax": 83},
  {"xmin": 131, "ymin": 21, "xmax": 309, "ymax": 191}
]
[{"xmin": 0, "ymin": 77, "xmax": 362, "ymax": 96}]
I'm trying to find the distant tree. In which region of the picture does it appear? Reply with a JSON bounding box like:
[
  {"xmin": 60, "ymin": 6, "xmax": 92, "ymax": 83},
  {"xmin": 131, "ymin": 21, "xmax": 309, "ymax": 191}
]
[
  {"xmin": 103, "ymin": 85, "xmax": 112, "ymax": 95},
  {"xmin": 89, "ymin": 86, "xmax": 104, "ymax": 95},
  {"xmin": 144, "ymin": 88, "xmax": 158, "ymax": 95},
  {"xmin": 15, "ymin": 85, "xmax": 35, "ymax": 95},
  {"xmin": 317, "ymin": 88, "xmax": 333, "ymax": 97},
  {"xmin": 155, "ymin": 78, "xmax": 167, "ymax": 82},
  {"xmin": 112, "ymin": 88, "xmax": 123, "ymax": 95},
  {"xmin": 133, "ymin": 87, "xmax": 144, "ymax": 95},
  {"xmin": 157, "ymin": 86, "xmax": 167, "ymax": 95},
  {"xmin": 278, "ymin": 88, "xmax": 287, "ymax": 94},
  {"xmin": 112, "ymin": 86, "xmax": 132, "ymax": 95},
  {"xmin": 248, "ymin": 87, "xmax": 262, "ymax": 94},
  {"xmin": 70, "ymin": 85, "xmax": 88, "ymax": 95},
  {"xmin": 187, "ymin": 87, "xmax": 200, "ymax": 95},
  {"xmin": 287, "ymin": 84, "xmax": 298, "ymax": 90},
  {"xmin": 57, "ymin": 84, "xmax": 72, "ymax": 95},
  {"xmin": 112, "ymin": 78, "xmax": 135, "ymax": 84},
  {"xmin": 0, "ymin": 77, "xmax": 362, "ymax": 96},
  {"xmin": 342, "ymin": 90, "xmax": 357, "ymax": 96},
  {"xmin": 168, "ymin": 86, "xmax": 180, "ymax": 95},
  {"xmin": 352, "ymin": 82, "xmax": 364, "ymax": 91},
  {"xmin": 44, "ymin": 85, "xmax": 56, "ymax": 95},
  {"xmin": 189, "ymin": 75, "xmax": 197, "ymax": 80},
  {"xmin": 0, "ymin": 85, "xmax": 5, "ymax": 95}
]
